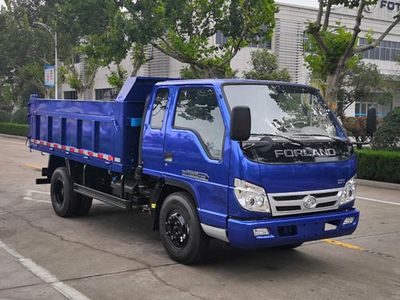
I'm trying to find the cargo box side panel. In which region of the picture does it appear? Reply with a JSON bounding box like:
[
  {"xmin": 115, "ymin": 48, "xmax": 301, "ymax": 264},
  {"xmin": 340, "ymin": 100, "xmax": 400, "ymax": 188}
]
[
  {"xmin": 122, "ymin": 101, "xmax": 145, "ymax": 168},
  {"xmin": 28, "ymin": 98, "xmax": 124, "ymax": 172},
  {"xmin": 115, "ymin": 77, "xmax": 174, "ymax": 169}
]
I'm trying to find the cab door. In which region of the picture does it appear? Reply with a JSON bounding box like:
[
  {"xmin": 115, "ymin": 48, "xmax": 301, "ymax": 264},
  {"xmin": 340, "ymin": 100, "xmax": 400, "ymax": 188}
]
[
  {"xmin": 163, "ymin": 86, "xmax": 230, "ymax": 229},
  {"xmin": 141, "ymin": 87, "xmax": 171, "ymax": 176}
]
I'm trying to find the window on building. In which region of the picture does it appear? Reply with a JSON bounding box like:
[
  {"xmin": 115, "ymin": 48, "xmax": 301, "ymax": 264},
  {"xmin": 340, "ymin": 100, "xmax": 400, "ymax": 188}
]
[
  {"xmin": 174, "ymin": 88, "xmax": 225, "ymax": 159},
  {"xmin": 150, "ymin": 89, "xmax": 169, "ymax": 129},
  {"xmin": 64, "ymin": 90, "xmax": 78, "ymax": 99},
  {"xmin": 355, "ymin": 100, "xmax": 392, "ymax": 118},
  {"xmin": 354, "ymin": 102, "xmax": 373, "ymax": 117},
  {"xmin": 216, "ymin": 32, "xmax": 229, "ymax": 45},
  {"xmin": 359, "ymin": 38, "xmax": 400, "ymax": 61},
  {"xmin": 216, "ymin": 31, "xmax": 271, "ymax": 49},
  {"xmin": 95, "ymin": 88, "xmax": 115, "ymax": 100},
  {"xmin": 73, "ymin": 55, "xmax": 81, "ymax": 64}
]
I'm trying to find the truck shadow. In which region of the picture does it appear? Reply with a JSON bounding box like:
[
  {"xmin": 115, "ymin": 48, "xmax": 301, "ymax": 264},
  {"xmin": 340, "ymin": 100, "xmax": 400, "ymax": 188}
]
[{"xmin": 83, "ymin": 203, "xmax": 333, "ymax": 276}]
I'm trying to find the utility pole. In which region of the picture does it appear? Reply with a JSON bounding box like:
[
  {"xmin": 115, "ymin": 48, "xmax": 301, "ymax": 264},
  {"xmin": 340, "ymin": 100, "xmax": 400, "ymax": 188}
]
[{"xmin": 33, "ymin": 22, "xmax": 58, "ymax": 99}]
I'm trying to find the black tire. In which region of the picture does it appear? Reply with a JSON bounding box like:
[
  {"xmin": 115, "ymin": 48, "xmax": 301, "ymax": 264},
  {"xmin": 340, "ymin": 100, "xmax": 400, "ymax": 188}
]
[
  {"xmin": 75, "ymin": 194, "xmax": 93, "ymax": 216},
  {"xmin": 159, "ymin": 192, "xmax": 209, "ymax": 264},
  {"xmin": 50, "ymin": 167, "xmax": 78, "ymax": 217},
  {"xmin": 279, "ymin": 242, "xmax": 303, "ymax": 250}
]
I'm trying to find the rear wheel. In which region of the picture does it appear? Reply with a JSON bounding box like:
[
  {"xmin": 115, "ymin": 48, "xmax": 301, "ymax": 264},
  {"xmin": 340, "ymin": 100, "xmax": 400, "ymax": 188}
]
[
  {"xmin": 76, "ymin": 194, "xmax": 93, "ymax": 216},
  {"xmin": 50, "ymin": 167, "xmax": 78, "ymax": 217},
  {"xmin": 159, "ymin": 192, "xmax": 209, "ymax": 264},
  {"xmin": 50, "ymin": 167, "xmax": 93, "ymax": 217}
]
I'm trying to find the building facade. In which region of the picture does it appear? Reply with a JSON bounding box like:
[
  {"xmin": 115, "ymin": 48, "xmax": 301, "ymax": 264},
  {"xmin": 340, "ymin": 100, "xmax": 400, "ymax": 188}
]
[{"xmin": 62, "ymin": 1, "xmax": 400, "ymax": 117}]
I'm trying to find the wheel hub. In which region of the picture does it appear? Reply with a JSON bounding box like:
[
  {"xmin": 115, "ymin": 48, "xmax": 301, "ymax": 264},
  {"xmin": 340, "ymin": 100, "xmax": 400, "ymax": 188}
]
[
  {"xmin": 165, "ymin": 211, "xmax": 189, "ymax": 248},
  {"xmin": 54, "ymin": 180, "xmax": 64, "ymax": 206}
]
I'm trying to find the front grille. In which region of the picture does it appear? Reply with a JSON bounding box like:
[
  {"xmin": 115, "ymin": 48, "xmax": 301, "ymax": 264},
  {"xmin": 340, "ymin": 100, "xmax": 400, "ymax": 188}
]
[
  {"xmin": 316, "ymin": 201, "xmax": 337, "ymax": 208},
  {"xmin": 268, "ymin": 188, "xmax": 341, "ymax": 216},
  {"xmin": 273, "ymin": 191, "xmax": 338, "ymax": 201},
  {"xmin": 276, "ymin": 205, "xmax": 301, "ymax": 211}
]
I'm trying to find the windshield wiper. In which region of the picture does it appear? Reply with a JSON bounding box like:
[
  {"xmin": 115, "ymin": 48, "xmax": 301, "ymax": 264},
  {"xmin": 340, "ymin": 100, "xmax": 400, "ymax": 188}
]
[
  {"xmin": 294, "ymin": 134, "xmax": 347, "ymax": 143},
  {"xmin": 249, "ymin": 133, "xmax": 305, "ymax": 147}
]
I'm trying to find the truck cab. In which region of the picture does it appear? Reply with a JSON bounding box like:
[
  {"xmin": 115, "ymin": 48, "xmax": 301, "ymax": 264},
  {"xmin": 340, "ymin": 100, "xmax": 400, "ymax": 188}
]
[{"xmin": 141, "ymin": 80, "xmax": 358, "ymax": 258}]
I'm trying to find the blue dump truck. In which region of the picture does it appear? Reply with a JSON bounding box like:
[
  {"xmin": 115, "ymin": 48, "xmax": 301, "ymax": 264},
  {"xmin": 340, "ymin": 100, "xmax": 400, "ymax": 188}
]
[{"xmin": 29, "ymin": 77, "xmax": 360, "ymax": 264}]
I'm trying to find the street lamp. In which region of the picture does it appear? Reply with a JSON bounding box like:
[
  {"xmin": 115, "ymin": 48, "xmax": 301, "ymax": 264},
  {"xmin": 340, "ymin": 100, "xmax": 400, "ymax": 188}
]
[{"xmin": 33, "ymin": 22, "xmax": 58, "ymax": 99}]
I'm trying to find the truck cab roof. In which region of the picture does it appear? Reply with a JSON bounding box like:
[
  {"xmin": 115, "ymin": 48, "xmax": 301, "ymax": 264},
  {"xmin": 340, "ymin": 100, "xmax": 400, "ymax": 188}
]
[{"xmin": 155, "ymin": 78, "xmax": 317, "ymax": 91}]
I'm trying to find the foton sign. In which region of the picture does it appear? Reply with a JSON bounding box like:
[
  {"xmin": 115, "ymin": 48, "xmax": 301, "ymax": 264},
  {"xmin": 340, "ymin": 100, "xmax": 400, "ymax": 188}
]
[
  {"xmin": 365, "ymin": 1, "xmax": 400, "ymax": 13},
  {"xmin": 379, "ymin": 1, "xmax": 400, "ymax": 11}
]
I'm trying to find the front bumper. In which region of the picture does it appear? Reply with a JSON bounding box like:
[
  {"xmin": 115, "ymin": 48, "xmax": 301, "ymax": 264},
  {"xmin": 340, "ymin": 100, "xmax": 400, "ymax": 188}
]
[{"xmin": 227, "ymin": 209, "xmax": 359, "ymax": 249}]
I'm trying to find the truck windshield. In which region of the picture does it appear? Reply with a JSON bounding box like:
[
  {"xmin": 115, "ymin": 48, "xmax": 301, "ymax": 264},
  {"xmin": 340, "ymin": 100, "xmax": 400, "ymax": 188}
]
[{"xmin": 223, "ymin": 84, "xmax": 339, "ymax": 139}]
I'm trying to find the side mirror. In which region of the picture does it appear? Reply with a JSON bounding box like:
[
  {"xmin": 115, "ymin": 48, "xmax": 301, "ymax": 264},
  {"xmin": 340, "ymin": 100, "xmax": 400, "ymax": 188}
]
[
  {"xmin": 230, "ymin": 106, "xmax": 251, "ymax": 141},
  {"xmin": 366, "ymin": 108, "xmax": 377, "ymax": 137}
]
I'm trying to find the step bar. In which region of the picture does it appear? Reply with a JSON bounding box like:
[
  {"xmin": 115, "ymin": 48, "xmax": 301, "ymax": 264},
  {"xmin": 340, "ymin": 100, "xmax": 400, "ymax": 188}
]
[{"xmin": 74, "ymin": 183, "xmax": 132, "ymax": 209}]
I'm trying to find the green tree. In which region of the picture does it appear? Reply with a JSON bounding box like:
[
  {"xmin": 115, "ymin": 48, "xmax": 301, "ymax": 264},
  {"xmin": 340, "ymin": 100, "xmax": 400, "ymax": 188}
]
[
  {"xmin": 60, "ymin": 56, "xmax": 99, "ymax": 100},
  {"xmin": 120, "ymin": 0, "xmax": 276, "ymax": 78},
  {"xmin": 63, "ymin": 2, "xmax": 153, "ymax": 93},
  {"xmin": 372, "ymin": 108, "xmax": 400, "ymax": 150},
  {"xmin": 0, "ymin": 0, "xmax": 94, "ymax": 105},
  {"xmin": 244, "ymin": 50, "xmax": 291, "ymax": 81},
  {"xmin": 338, "ymin": 62, "xmax": 392, "ymax": 114},
  {"xmin": 305, "ymin": 0, "xmax": 400, "ymax": 115},
  {"xmin": 106, "ymin": 64, "xmax": 128, "ymax": 92},
  {"xmin": 0, "ymin": 2, "xmax": 53, "ymax": 106}
]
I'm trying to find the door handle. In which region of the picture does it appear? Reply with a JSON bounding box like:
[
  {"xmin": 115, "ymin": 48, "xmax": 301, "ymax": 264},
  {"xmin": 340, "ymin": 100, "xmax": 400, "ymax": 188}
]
[{"xmin": 164, "ymin": 152, "xmax": 173, "ymax": 163}]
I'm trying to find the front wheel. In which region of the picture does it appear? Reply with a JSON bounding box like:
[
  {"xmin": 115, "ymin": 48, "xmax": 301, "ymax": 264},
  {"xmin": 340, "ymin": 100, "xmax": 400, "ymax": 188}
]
[{"xmin": 159, "ymin": 192, "xmax": 209, "ymax": 264}]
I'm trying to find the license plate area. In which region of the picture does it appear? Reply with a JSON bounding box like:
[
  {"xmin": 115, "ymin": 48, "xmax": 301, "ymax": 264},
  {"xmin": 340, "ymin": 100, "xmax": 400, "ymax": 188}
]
[{"xmin": 277, "ymin": 225, "xmax": 298, "ymax": 237}]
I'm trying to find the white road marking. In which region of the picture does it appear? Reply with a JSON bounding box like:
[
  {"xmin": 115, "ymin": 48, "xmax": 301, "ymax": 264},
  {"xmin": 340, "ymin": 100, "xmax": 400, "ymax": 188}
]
[
  {"xmin": 23, "ymin": 190, "xmax": 51, "ymax": 203},
  {"xmin": 0, "ymin": 240, "xmax": 90, "ymax": 300},
  {"xmin": 23, "ymin": 197, "xmax": 51, "ymax": 203},
  {"xmin": 26, "ymin": 189, "xmax": 50, "ymax": 195},
  {"xmin": 358, "ymin": 196, "xmax": 400, "ymax": 207}
]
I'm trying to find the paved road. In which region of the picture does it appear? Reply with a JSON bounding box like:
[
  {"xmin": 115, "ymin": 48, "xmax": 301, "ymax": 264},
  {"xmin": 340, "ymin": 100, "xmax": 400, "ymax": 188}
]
[{"xmin": 0, "ymin": 135, "xmax": 399, "ymax": 300}]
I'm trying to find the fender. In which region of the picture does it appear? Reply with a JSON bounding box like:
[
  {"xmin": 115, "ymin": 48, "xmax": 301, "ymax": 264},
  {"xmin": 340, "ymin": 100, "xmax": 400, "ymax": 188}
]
[{"xmin": 150, "ymin": 177, "xmax": 198, "ymax": 230}]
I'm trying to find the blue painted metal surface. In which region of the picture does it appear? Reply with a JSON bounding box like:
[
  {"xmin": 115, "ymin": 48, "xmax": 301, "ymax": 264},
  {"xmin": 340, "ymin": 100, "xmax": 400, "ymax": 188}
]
[
  {"xmin": 130, "ymin": 118, "xmax": 143, "ymax": 127},
  {"xmin": 227, "ymin": 209, "xmax": 359, "ymax": 248},
  {"xmin": 28, "ymin": 77, "xmax": 174, "ymax": 173}
]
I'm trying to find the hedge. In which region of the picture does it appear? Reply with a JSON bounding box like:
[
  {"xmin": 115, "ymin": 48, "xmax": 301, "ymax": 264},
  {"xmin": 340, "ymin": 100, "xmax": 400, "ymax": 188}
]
[
  {"xmin": 356, "ymin": 149, "xmax": 400, "ymax": 184},
  {"xmin": 0, "ymin": 122, "xmax": 29, "ymax": 137}
]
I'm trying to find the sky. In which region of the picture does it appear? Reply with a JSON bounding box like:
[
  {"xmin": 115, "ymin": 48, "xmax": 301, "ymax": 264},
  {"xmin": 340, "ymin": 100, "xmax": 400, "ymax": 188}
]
[{"xmin": 277, "ymin": 0, "xmax": 319, "ymax": 7}]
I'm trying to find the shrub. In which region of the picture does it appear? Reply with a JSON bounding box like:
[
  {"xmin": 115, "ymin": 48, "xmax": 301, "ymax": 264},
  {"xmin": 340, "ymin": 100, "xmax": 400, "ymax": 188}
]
[
  {"xmin": 343, "ymin": 116, "xmax": 382, "ymax": 149},
  {"xmin": 343, "ymin": 116, "xmax": 366, "ymax": 139},
  {"xmin": 356, "ymin": 149, "xmax": 400, "ymax": 184},
  {"xmin": 0, "ymin": 122, "xmax": 29, "ymax": 137},
  {"xmin": 372, "ymin": 107, "xmax": 400, "ymax": 150}
]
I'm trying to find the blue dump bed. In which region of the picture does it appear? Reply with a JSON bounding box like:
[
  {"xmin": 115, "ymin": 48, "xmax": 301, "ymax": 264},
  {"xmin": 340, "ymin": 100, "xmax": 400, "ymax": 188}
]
[{"xmin": 28, "ymin": 77, "xmax": 170, "ymax": 173}]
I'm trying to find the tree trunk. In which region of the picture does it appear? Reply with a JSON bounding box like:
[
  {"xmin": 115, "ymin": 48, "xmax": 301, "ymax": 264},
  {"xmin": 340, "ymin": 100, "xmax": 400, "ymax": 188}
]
[{"xmin": 325, "ymin": 70, "xmax": 344, "ymax": 118}]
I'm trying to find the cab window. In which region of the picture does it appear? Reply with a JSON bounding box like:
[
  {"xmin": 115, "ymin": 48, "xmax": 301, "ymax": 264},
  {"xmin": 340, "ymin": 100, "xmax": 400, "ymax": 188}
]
[
  {"xmin": 150, "ymin": 89, "xmax": 169, "ymax": 129},
  {"xmin": 174, "ymin": 88, "xmax": 225, "ymax": 159}
]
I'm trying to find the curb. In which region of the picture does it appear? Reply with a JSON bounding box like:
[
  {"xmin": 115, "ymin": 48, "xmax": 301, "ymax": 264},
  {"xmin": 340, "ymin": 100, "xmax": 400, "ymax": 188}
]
[
  {"xmin": 0, "ymin": 133, "xmax": 27, "ymax": 141},
  {"xmin": 358, "ymin": 179, "xmax": 400, "ymax": 191}
]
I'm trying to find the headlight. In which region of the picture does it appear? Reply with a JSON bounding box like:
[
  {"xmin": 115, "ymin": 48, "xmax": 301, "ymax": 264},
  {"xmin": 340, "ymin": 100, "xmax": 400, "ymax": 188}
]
[
  {"xmin": 234, "ymin": 179, "xmax": 271, "ymax": 213},
  {"xmin": 339, "ymin": 176, "xmax": 356, "ymax": 205}
]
